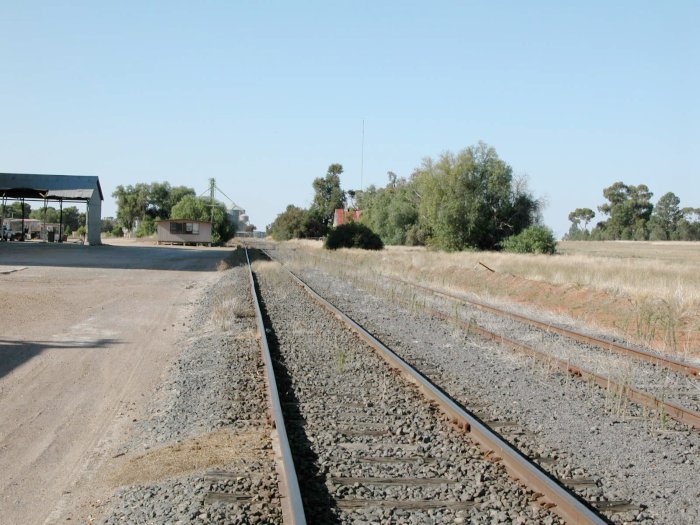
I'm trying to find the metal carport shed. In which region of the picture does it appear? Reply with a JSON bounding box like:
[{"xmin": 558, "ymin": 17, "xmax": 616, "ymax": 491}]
[{"xmin": 0, "ymin": 173, "xmax": 103, "ymax": 245}]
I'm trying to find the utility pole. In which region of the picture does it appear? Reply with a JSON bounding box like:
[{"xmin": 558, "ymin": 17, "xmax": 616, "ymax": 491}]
[{"xmin": 209, "ymin": 178, "xmax": 216, "ymax": 224}]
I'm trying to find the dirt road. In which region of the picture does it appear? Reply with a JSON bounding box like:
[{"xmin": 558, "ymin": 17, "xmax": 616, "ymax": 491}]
[{"xmin": 0, "ymin": 239, "xmax": 227, "ymax": 524}]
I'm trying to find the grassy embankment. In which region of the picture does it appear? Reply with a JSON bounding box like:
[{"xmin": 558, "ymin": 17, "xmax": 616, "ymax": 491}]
[{"xmin": 280, "ymin": 239, "xmax": 700, "ymax": 359}]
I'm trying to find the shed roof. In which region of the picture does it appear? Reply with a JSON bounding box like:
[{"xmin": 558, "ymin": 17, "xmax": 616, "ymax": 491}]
[
  {"xmin": 156, "ymin": 219, "xmax": 212, "ymax": 224},
  {"xmin": 0, "ymin": 173, "xmax": 103, "ymax": 201}
]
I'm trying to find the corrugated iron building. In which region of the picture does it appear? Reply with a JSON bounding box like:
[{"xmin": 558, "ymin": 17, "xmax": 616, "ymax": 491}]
[{"xmin": 156, "ymin": 219, "xmax": 213, "ymax": 246}]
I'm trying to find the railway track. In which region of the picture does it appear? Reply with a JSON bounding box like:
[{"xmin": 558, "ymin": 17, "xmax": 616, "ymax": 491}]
[
  {"xmin": 268, "ymin": 247, "xmax": 698, "ymax": 377},
  {"xmin": 244, "ymin": 248, "xmax": 610, "ymax": 524},
  {"xmin": 264, "ymin": 246, "xmax": 700, "ymax": 431},
  {"xmin": 380, "ymin": 274, "xmax": 699, "ymax": 378}
]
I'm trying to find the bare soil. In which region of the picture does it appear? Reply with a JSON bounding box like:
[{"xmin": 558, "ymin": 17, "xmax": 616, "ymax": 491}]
[{"xmin": 0, "ymin": 239, "xmax": 228, "ymax": 524}]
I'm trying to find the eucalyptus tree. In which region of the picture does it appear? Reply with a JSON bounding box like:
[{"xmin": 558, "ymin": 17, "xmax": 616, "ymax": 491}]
[{"xmin": 415, "ymin": 142, "xmax": 538, "ymax": 250}]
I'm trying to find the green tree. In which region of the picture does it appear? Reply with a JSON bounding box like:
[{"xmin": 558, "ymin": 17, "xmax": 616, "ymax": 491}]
[
  {"xmin": 101, "ymin": 217, "xmax": 117, "ymax": 233},
  {"xmin": 5, "ymin": 201, "xmax": 31, "ymax": 218},
  {"xmin": 415, "ymin": 143, "xmax": 539, "ymax": 250},
  {"xmin": 358, "ymin": 174, "xmax": 421, "ymax": 245},
  {"xmin": 565, "ymin": 208, "xmax": 595, "ymax": 240},
  {"xmin": 302, "ymin": 209, "xmax": 326, "ymax": 238},
  {"xmin": 27, "ymin": 205, "xmax": 80, "ymax": 231},
  {"xmin": 676, "ymin": 207, "xmax": 700, "ymax": 241},
  {"xmin": 135, "ymin": 216, "xmax": 156, "ymax": 237},
  {"xmin": 311, "ymin": 164, "xmax": 346, "ymax": 232},
  {"xmin": 62, "ymin": 206, "xmax": 82, "ymax": 232},
  {"xmin": 649, "ymin": 192, "xmax": 682, "ymax": 240},
  {"xmin": 268, "ymin": 205, "xmax": 310, "ymax": 240},
  {"xmin": 30, "ymin": 206, "xmax": 61, "ymax": 224},
  {"xmin": 170, "ymin": 195, "xmax": 233, "ymax": 243},
  {"xmin": 112, "ymin": 182, "xmax": 195, "ymax": 233},
  {"xmin": 147, "ymin": 182, "xmax": 195, "ymax": 220},
  {"xmin": 568, "ymin": 208, "xmax": 595, "ymax": 230},
  {"xmin": 501, "ymin": 226, "xmax": 557, "ymax": 254},
  {"xmin": 324, "ymin": 223, "xmax": 384, "ymax": 250},
  {"xmin": 112, "ymin": 183, "xmax": 149, "ymax": 232},
  {"xmin": 597, "ymin": 182, "xmax": 653, "ymax": 240}
]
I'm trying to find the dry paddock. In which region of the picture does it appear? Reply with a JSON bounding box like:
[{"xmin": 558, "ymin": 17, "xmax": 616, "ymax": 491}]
[{"xmin": 0, "ymin": 239, "xmax": 227, "ymax": 524}]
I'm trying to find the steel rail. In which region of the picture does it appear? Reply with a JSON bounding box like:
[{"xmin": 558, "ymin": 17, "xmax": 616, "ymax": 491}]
[
  {"xmin": 262, "ymin": 250, "xmax": 609, "ymax": 525},
  {"xmin": 244, "ymin": 248, "xmax": 307, "ymax": 525},
  {"xmin": 261, "ymin": 248, "xmax": 700, "ymax": 430},
  {"xmin": 381, "ymin": 274, "xmax": 699, "ymax": 378},
  {"xmin": 373, "ymin": 276, "xmax": 700, "ymax": 429},
  {"xmin": 266, "ymin": 246, "xmax": 697, "ymax": 377},
  {"xmin": 461, "ymin": 317, "xmax": 700, "ymax": 431}
]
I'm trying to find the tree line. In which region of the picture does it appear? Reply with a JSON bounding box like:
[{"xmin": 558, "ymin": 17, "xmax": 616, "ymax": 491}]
[
  {"xmin": 566, "ymin": 182, "xmax": 700, "ymax": 241},
  {"xmin": 269, "ymin": 142, "xmax": 555, "ymax": 253},
  {"xmin": 2, "ymin": 201, "xmax": 85, "ymax": 234},
  {"xmin": 112, "ymin": 182, "xmax": 234, "ymax": 243}
]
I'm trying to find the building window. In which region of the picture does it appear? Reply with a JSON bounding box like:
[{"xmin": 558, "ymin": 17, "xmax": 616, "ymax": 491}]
[{"xmin": 169, "ymin": 222, "xmax": 200, "ymax": 235}]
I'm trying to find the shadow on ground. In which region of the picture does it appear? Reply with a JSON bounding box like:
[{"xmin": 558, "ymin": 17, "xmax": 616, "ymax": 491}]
[
  {"xmin": 0, "ymin": 338, "xmax": 121, "ymax": 380},
  {"xmin": 252, "ymin": 272, "xmax": 339, "ymax": 524},
  {"xmin": 0, "ymin": 242, "xmax": 231, "ymax": 272}
]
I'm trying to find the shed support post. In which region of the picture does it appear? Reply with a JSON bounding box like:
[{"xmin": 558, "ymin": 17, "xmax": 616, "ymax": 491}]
[
  {"xmin": 1, "ymin": 195, "xmax": 5, "ymax": 241},
  {"xmin": 43, "ymin": 197, "xmax": 48, "ymax": 242},
  {"xmin": 20, "ymin": 198, "xmax": 25, "ymax": 241},
  {"xmin": 59, "ymin": 199, "xmax": 63, "ymax": 243},
  {"xmin": 86, "ymin": 190, "xmax": 101, "ymax": 245}
]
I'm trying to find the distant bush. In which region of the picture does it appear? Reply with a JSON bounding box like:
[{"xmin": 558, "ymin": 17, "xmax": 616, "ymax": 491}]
[
  {"xmin": 76, "ymin": 225, "xmax": 87, "ymax": 239},
  {"xmin": 501, "ymin": 226, "xmax": 557, "ymax": 254},
  {"xmin": 111, "ymin": 225, "xmax": 124, "ymax": 237},
  {"xmin": 324, "ymin": 223, "xmax": 384, "ymax": 251},
  {"xmin": 135, "ymin": 216, "xmax": 156, "ymax": 237}
]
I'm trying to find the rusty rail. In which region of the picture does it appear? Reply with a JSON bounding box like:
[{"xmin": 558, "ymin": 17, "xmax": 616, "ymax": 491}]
[
  {"xmin": 262, "ymin": 250, "xmax": 609, "ymax": 525},
  {"xmin": 265, "ymin": 245, "xmax": 697, "ymax": 378},
  {"xmin": 462, "ymin": 315, "xmax": 700, "ymax": 431},
  {"xmin": 245, "ymin": 248, "xmax": 307, "ymax": 525},
  {"xmin": 383, "ymin": 274, "xmax": 699, "ymax": 378},
  {"xmin": 373, "ymin": 274, "xmax": 700, "ymax": 430}
]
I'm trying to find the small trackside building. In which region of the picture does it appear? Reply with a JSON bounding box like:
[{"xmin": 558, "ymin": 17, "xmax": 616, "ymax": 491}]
[{"xmin": 156, "ymin": 219, "xmax": 213, "ymax": 246}]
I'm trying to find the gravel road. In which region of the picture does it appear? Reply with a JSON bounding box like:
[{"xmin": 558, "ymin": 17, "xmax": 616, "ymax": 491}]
[
  {"xmin": 0, "ymin": 242, "xmax": 280, "ymax": 524},
  {"xmin": 0, "ymin": 240, "xmax": 224, "ymax": 524},
  {"xmin": 269, "ymin": 244, "xmax": 700, "ymax": 525}
]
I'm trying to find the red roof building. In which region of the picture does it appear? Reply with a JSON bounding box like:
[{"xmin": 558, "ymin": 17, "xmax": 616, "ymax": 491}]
[{"xmin": 333, "ymin": 209, "xmax": 362, "ymax": 227}]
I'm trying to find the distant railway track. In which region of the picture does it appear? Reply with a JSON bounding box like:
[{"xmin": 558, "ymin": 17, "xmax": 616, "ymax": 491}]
[
  {"xmin": 270, "ymin": 247, "xmax": 698, "ymax": 378},
  {"xmin": 245, "ymin": 247, "xmax": 610, "ymax": 524},
  {"xmin": 380, "ymin": 274, "xmax": 699, "ymax": 379},
  {"xmin": 261, "ymin": 246, "xmax": 700, "ymax": 431}
]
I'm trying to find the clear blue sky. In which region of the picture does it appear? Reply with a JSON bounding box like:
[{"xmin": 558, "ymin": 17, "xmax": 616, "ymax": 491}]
[{"xmin": 1, "ymin": 1, "xmax": 698, "ymax": 237}]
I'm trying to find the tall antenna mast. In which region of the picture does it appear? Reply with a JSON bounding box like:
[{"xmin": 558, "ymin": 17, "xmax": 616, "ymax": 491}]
[{"xmin": 360, "ymin": 119, "xmax": 365, "ymax": 191}]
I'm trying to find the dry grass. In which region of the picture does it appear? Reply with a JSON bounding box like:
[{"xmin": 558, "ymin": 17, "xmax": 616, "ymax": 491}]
[
  {"xmin": 211, "ymin": 260, "xmax": 255, "ymax": 332},
  {"xmin": 251, "ymin": 260, "xmax": 287, "ymax": 285},
  {"xmin": 106, "ymin": 430, "xmax": 269, "ymax": 487},
  {"xmin": 278, "ymin": 239, "xmax": 700, "ymax": 357}
]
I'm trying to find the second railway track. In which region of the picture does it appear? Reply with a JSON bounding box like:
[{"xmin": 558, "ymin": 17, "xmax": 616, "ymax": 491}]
[{"xmin": 267, "ymin": 245, "xmax": 700, "ymax": 429}]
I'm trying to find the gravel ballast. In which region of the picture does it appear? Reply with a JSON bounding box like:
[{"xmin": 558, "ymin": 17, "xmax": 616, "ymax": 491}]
[
  {"xmin": 253, "ymin": 258, "xmax": 565, "ymax": 524},
  {"xmin": 98, "ymin": 249, "xmax": 282, "ymax": 524},
  {"xmin": 271, "ymin": 245, "xmax": 700, "ymax": 525}
]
